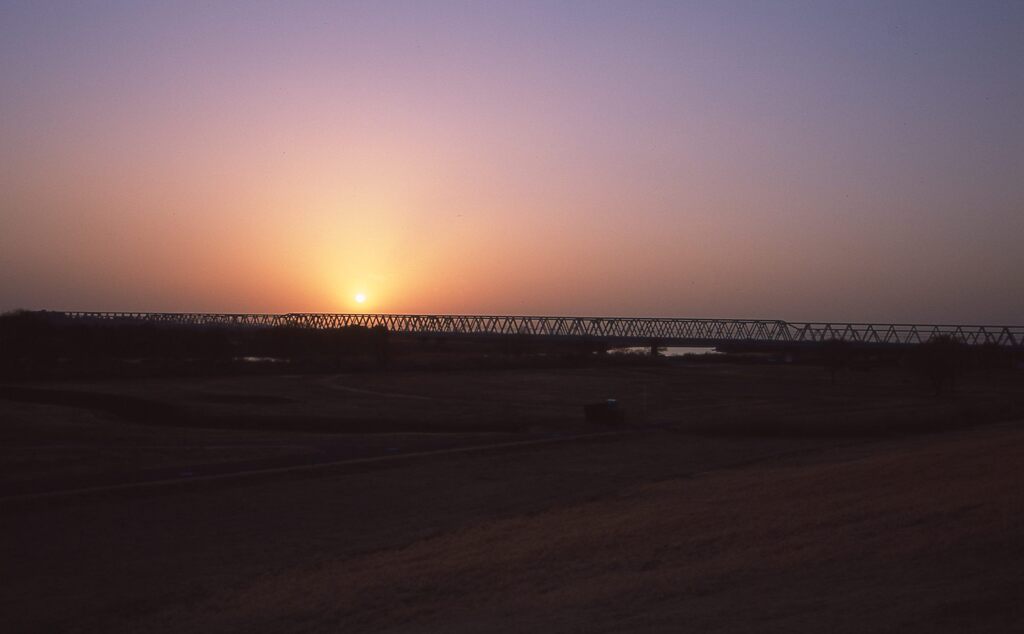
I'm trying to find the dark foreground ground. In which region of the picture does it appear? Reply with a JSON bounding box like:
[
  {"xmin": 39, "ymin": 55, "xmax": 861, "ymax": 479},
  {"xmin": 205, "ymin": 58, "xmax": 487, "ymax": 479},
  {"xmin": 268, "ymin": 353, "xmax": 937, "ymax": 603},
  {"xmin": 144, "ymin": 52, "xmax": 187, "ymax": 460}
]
[{"xmin": 1, "ymin": 364, "xmax": 1023, "ymax": 632}]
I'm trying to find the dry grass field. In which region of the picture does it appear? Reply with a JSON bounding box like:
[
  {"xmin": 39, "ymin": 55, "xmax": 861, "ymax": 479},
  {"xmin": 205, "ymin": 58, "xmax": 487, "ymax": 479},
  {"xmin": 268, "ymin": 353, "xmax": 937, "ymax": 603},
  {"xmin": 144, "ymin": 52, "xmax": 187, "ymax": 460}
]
[
  {"xmin": 3, "ymin": 363, "xmax": 1021, "ymax": 492},
  {"xmin": 138, "ymin": 425, "xmax": 1024, "ymax": 634},
  {"xmin": 2, "ymin": 363, "xmax": 1023, "ymax": 631}
]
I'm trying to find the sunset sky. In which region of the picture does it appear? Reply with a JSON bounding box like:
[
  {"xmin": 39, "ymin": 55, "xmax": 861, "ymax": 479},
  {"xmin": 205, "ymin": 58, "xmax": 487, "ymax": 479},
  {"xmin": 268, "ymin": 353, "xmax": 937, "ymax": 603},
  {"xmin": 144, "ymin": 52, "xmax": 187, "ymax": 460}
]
[{"xmin": 1, "ymin": 1, "xmax": 1021, "ymax": 323}]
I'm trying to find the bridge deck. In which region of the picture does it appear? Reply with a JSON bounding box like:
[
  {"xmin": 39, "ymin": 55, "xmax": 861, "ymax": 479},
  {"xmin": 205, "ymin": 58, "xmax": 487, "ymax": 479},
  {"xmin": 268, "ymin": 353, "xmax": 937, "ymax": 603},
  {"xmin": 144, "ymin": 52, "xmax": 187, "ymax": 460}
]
[{"xmin": 49, "ymin": 312, "xmax": 1023, "ymax": 349}]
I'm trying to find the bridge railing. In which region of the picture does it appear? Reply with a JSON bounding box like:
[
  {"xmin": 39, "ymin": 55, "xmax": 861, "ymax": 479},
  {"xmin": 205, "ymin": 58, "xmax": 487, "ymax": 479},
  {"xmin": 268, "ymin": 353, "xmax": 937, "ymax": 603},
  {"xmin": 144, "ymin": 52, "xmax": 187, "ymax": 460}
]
[{"xmin": 52, "ymin": 312, "xmax": 1023, "ymax": 348}]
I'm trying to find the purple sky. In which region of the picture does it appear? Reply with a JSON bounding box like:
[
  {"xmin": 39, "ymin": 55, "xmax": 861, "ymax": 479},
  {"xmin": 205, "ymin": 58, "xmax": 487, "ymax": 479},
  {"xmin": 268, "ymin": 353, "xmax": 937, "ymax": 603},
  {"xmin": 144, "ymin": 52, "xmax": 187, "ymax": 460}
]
[{"xmin": 1, "ymin": 1, "xmax": 1022, "ymax": 323}]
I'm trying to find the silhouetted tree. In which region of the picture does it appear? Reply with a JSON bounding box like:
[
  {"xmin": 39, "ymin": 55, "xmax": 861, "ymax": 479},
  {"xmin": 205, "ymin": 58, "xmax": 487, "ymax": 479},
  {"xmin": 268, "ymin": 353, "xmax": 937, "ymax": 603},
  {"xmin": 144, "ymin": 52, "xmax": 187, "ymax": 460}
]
[
  {"xmin": 975, "ymin": 341, "xmax": 1011, "ymax": 380},
  {"xmin": 912, "ymin": 335, "xmax": 965, "ymax": 396},
  {"xmin": 821, "ymin": 338, "xmax": 850, "ymax": 384},
  {"xmin": 0, "ymin": 310, "xmax": 56, "ymax": 375}
]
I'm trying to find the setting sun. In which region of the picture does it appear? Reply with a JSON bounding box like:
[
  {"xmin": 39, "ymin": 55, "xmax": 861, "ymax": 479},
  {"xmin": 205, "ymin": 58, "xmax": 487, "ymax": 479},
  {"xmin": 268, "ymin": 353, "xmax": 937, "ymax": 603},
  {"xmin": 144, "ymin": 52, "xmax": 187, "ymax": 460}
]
[{"xmin": 354, "ymin": 293, "xmax": 366, "ymax": 304}]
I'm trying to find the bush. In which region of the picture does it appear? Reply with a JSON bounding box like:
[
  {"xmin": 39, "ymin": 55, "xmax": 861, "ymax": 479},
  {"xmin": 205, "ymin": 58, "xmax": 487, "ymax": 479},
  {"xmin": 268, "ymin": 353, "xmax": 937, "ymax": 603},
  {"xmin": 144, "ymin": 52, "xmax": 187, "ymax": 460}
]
[{"xmin": 911, "ymin": 335, "xmax": 965, "ymax": 395}]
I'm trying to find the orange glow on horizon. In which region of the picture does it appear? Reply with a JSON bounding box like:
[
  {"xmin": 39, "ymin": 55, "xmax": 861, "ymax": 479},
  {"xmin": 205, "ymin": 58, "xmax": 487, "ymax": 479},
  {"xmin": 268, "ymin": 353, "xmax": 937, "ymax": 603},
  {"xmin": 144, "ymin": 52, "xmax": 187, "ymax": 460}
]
[{"xmin": 1, "ymin": 4, "xmax": 1021, "ymax": 324}]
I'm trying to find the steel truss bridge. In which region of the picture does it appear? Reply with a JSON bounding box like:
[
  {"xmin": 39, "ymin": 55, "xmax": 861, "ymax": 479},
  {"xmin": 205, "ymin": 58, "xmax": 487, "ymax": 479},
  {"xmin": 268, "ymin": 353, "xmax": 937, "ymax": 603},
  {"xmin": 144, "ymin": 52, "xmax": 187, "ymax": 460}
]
[{"xmin": 52, "ymin": 312, "xmax": 1023, "ymax": 350}]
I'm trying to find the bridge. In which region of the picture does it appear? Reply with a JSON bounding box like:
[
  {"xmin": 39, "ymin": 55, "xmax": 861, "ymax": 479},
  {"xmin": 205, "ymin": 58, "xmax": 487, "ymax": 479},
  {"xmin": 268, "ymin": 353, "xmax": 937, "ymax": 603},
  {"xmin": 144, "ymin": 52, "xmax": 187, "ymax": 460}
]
[{"xmin": 51, "ymin": 312, "xmax": 1023, "ymax": 350}]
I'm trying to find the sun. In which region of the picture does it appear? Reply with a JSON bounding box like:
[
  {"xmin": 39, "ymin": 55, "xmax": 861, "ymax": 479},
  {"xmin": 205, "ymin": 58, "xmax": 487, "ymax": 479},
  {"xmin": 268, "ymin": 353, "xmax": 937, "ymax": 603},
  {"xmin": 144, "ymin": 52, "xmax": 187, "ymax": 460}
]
[{"xmin": 354, "ymin": 293, "xmax": 366, "ymax": 304}]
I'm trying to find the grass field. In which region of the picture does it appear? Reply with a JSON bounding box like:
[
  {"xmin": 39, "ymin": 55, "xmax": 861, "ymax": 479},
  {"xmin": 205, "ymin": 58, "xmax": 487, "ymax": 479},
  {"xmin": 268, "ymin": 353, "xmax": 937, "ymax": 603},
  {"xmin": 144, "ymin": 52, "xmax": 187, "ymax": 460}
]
[
  {"xmin": 2, "ymin": 363, "xmax": 1022, "ymax": 631},
  {"xmin": 2, "ymin": 363, "xmax": 1022, "ymax": 490}
]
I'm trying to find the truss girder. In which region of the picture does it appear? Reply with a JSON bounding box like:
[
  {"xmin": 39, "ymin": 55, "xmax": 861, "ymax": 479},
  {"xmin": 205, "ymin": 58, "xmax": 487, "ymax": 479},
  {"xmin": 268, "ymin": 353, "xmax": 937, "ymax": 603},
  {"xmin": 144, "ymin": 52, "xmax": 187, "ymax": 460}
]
[{"xmin": 53, "ymin": 312, "xmax": 1024, "ymax": 349}]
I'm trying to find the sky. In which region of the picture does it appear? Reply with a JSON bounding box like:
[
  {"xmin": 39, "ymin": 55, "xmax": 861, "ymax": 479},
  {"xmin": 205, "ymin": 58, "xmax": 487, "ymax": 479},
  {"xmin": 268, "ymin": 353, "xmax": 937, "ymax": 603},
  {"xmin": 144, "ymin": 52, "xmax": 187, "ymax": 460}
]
[{"xmin": 1, "ymin": 1, "xmax": 1022, "ymax": 323}]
